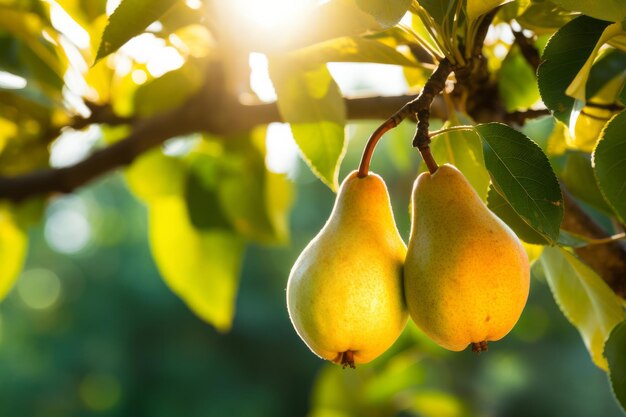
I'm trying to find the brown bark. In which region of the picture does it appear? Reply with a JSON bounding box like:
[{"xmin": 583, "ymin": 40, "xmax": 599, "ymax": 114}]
[{"xmin": 561, "ymin": 189, "xmax": 626, "ymax": 298}]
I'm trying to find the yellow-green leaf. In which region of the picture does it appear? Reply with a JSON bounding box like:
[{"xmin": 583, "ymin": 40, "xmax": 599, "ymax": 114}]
[
  {"xmin": 409, "ymin": 12, "xmax": 444, "ymax": 58},
  {"xmin": 133, "ymin": 63, "xmax": 203, "ymax": 117},
  {"xmin": 0, "ymin": 206, "xmax": 28, "ymax": 300},
  {"xmin": 125, "ymin": 149, "xmax": 186, "ymax": 202},
  {"xmin": 356, "ymin": 0, "xmax": 411, "ymax": 27},
  {"xmin": 427, "ymin": 115, "xmax": 490, "ymax": 200},
  {"xmin": 264, "ymin": 171, "xmax": 294, "ymax": 244},
  {"xmin": 290, "ymin": 35, "xmax": 420, "ymax": 67},
  {"xmin": 498, "ymin": 45, "xmax": 541, "ymax": 112},
  {"xmin": 540, "ymin": 247, "xmax": 625, "ymax": 370},
  {"xmin": 270, "ymin": 62, "xmax": 346, "ymax": 191},
  {"xmin": 95, "ymin": 0, "xmax": 178, "ymax": 62},
  {"xmin": 148, "ymin": 196, "xmax": 245, "ymax": 331},
  {"xmin": 467, "ymin": 0, "xmax": 514, "ymax": 22},
  {"xmin": 550, "ymin": 0, "xmax": 626, "ymax": 23}
]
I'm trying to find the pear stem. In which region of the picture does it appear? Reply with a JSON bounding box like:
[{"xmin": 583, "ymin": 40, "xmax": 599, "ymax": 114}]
[
  {"xmin": 357, "ymin": 59, "xmax": 452, "ymax": 177},
  {"xmin": 357, "ymin": 119, "xmax": 398, "ymax": 178},
  {"xmin": 420, "ymin": 146, "xmax": 439, "ymax": 174}
]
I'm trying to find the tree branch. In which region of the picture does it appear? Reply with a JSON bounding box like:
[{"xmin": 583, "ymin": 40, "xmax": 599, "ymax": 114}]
[
  {"xmin": 512, "ymin": 29, "xmax": 540, "ymax": 71},
  {"xmin": 0, "ymin": 93, "xmax": 448, "ymax": 202},
  {"xmin": 0, "ymin": 101, "xmax": 198, "ymax": 202},
  {"xmin": 560, "ymin": 187, "xmax": 626, "ymax": 298}
]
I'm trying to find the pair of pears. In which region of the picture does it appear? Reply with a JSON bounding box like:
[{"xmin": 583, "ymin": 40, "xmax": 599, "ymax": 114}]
[{"xmin": 286, "ymin": 164, "xmax": 530, "ymax": 367}]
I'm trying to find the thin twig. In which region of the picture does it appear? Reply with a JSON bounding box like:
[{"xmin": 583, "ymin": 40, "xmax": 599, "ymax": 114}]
[
  {"xmin": 512, "ymin": 29, "xmax": 540, "ymax": 71},
  {"xmin": 504, "ymin": 108, "xmax": 551, "ymax": 125}
]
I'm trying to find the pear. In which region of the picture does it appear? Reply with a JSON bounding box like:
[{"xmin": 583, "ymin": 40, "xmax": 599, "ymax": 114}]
[
  {"xmin": 287, "ymin": 171, "xmax": 408, "ymax": 367},
  {"xmin": 404, "ymin": 164, "xmax": 530, "ymax": 352}
]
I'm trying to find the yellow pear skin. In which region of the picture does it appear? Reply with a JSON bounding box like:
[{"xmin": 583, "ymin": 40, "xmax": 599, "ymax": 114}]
[
  {"xmin": 287, "ymin": 171, "xmax": 408, "ymax": 367},
  {"xmin": 404, "ymin": 164, "xmax": 530, "ymax": 352}
]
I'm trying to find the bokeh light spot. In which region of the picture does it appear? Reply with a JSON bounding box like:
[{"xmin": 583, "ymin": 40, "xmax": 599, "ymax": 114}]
[
  {"xmin": 230, "ymin": 0, "xmax": 308, "ymax": 30},
  {"xmin": 131, "ymin": 69, "xmax": 148, "ymax": 85},
  {"xmin": 44, "ymin": 196, "xmax": 91, "ymax": 254},
  {"xmin": 265, "ymin": 123, "xmax": 299, "ymax": 175},
  {"xmin": 17, "ymin": 269, "xmax": 62, "ymax": 310},
  {"xmin": 50, "ymin": 125, "xmax": 101, "ymax": 168},
  {"xmin": 249, "ymin": 52, "xmax": 276, "ymax": 102},
  {"xmin": 79, "ymin": 372, "xmax": 122, "ymax": 411}
]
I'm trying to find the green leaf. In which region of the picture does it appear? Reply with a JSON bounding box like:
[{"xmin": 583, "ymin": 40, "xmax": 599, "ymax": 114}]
[
  {"xmin": 414, "ymin": 0, "xmax": 454, "ymax": 27},
  {"xmin": 95, "ymin": 0, "xmax": 178, "ymax": 62},
  {"xmin": 355, "ymin": 0, "xmax": 411, "ymax": 27},
  {"xmin": 593, "ymin": 110, "xmax": 626, "ymax": 224},
  {"xmin": 149, "ymin": 196, "xmax": 245, "ymax": 331},
  {"xmin": 216, "ymin": 131, "xmax": 294, "ymax": 244},
  {"xmin": 290, "ymin": 35, "xmax": 420, "ymax": 67},
  {"xmin": 498, "ymin": 44, "xmax": 541, "ymax": 112},
  {"xmin": 409, "ymin": 11, "xmax": 444, "ymax": 58},
  {"xmin": 561, "ymin": 152, "xmax": 613, "ymax": 214},
  {"xmin": 267, "ymin": 0, "xmax": 408, "ymax": 52},
  {"xmin": 270, "ymin": 62, "xmax": 346, "ymax": 191},
  {"xmin": 184, "ymin": 166, "xmax": 232, "ymax": 232},
  {"xmin": 605, "ymin": 320, "xmax": 626, "ymax": 413},
  {"xmin": 467, "ymin": 0, "xmax": 514, "ymax": 22},
  {"xmin": 133, "ymin": 63, "xmax": 203, "ymax": 117},
  {"xmin": 498, "ymin": 0, "xmax": 532, "ymax": 21},
  {"xmin": 565, "ymin": 22, "xmax": 624, "ymax": 101},
  {"xmin": 487, "ymin": 185, "xmax": 549, "ymax": 245},
  {"xmin": 125, "ymin": 149, "xmax": 186, "ymax": 202},
  {"xmin": 585, "ymin": 49, "xmax": 626, "ymax": 100},
  {"xmin": 516, "ymin": 1, "xmax": 577, "ymax": 35},
  {"xmin": 0, "ymin": 205, "xmax": 28, "ymax": 301},
  {"xmin": 550, "ymin": 0, "xmax": 626, "ymax": 23},
  {"xmin": 539, "ymin": 247, "xmax": 625, "ymax": 370},
  {"xmin": 476, "ymin": 123, "xmax": 563, "ymax": 244},
  {"xmin": 538, "ymin": 16, "xmax": 612, "ymax": 123}
]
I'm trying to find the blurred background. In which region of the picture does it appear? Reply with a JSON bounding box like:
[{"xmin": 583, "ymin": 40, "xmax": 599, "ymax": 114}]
[{"xmin": 0, "ymin": 117, "xmax": 622, "ymax": 417}]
